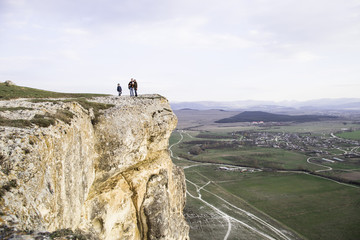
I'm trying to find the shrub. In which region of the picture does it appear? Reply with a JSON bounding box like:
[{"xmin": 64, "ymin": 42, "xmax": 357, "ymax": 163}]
[
  {"xmin": 30, "ymin": 114, "xmax": 56, "ymax": 127},
  {"xmin": 189, "ymin": 146, "xmax": 203, "ymax": 155}
]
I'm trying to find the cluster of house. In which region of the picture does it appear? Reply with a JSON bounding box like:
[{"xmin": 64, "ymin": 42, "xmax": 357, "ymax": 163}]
[{"xmin": 233, "ymin": 131, "xmax": 360, "ymax": 158}]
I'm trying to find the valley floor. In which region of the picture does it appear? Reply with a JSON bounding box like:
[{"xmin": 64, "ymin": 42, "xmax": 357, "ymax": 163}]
[{"xmin": 170, "ymin": 127, "xmax": 360, "ymax": 240}]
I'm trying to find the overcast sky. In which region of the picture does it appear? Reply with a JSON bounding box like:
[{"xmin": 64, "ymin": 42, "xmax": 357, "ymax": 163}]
[{"xmin": 1, "ymin": 0, "xmax": 360, "ymax": 102}]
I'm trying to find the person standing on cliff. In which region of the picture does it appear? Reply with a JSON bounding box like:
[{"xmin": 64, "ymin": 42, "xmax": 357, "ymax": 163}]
[
  {"xmin": 128, "ymin": 78, "xmax": 134, "ymax": 96},
  {"xmin": 117, "ymin": 83, "xmax": 122, "ymax": 96},
  {"xmin": 133, "ymin": 79, "xmax": 138, "ymax": 97}
]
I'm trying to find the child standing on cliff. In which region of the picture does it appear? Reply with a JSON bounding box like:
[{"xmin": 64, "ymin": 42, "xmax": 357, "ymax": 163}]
[{"xmin": 117, "ymin": 83, "xmax": 122, "ymax": 96}]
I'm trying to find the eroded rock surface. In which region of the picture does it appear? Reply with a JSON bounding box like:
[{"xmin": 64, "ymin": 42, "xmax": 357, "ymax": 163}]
[{"xmin": 0, "ymin": 95, "xmax": 189, "ymax": 240}]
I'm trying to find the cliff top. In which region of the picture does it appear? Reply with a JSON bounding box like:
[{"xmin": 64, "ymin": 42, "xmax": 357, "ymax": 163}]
[
  {"xmin": 0, "ymin": 82, "xmax": 168, "ymax": 128},
  {"xmin": 0, "ymin": 81, "xmax": 109, "ymax": 100}
]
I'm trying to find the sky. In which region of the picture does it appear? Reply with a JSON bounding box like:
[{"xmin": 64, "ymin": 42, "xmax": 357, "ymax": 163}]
[{"xmin": 1, "ymin": 0, "xmax": 360, "ymax": 102}]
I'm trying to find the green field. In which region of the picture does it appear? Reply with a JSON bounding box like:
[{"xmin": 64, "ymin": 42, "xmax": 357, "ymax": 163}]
[
  {"xmin": 222, "ymin": 174, "xmax": 360, "ymax": 239},
  {"xmin": 191, "ymin": 165, "xmax": 360, "ymax": 239},
  {"xmin": 320, "ymin": 160, "xmax": 360, "ymax": 170},
  {"xmin": 336, "ymin": 130, "xmax": 360, "ymax": 140},
  {"xmin": 171, "ymin": 124, "xmax": 360, "ymax": 240},
  {"xmin": 184, "ymin": 165, "xmax": 305, "ymax": 240},
  {"xmin": 182, "ymin": 161, "xmax": 360, "ymax": 240},
  {"xmin": 169, "ymin": 130, "xmax": 184, "ymax": 146},
  {"xmin": 190, "ymin": 147, "xmax": 316, "ymax": 170}
]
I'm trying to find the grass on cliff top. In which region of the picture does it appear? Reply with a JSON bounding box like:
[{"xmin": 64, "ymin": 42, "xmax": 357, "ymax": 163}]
[
  {"xmin": 0, "ymin": 83, "xmax": 114, "ymax": 127},
  {"xmin": 0, "ymin": 82, "xmax": 109, "ymax": 100},
  {"xmin": 29, "ymin": 98, "xmax": 115, "ymax": 125},
  {"xmin": 0, "ymin": 110, "xmax": 75, "ymax": 128}
]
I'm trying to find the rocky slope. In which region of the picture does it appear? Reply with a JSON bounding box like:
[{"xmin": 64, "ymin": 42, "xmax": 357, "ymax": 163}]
[{"xmin": 0, "ymin": 95, "xmax": 189, "ymax": 240}]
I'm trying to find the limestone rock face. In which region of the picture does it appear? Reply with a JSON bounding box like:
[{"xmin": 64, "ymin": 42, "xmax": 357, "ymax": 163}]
[{"xmin": 0, "ymin": 95, "xmax": 189, "ymax": 240}]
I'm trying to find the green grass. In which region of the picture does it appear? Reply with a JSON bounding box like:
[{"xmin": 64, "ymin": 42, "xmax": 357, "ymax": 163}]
[
  {"xmin": 185, "ymin": 166, "xmax": 305, "ymax": 239},
  {"xmin": 185, "ymin": 165, "xmax": 360, "ymax": 240},
  {"xmin": 63, "ymin": 98, "xmax": 114, "ymax": 125},
  {"xmin": 186, "ymin": 146, "xmax": 319, "ymax": 171},
  {"xmin": 0, "ymin": 107, "xmax": 33, "ymax": 111},
  {"xmin": 322, "ymin": 160, "xmax": 360, "ymax": 171},
  {"xmin": 196, "ymin": 131, "xmax": 236, "ymax": 139},
  {"xmin": 319, "ymin": 170, "xmax": 360, "ymax": 185},
  {"xmin": 0, "ymin": 83, "xmax": 114, "ymax": 127},
  {"xmin": 0, "ymin": 101, "xmax": 114, "ymax": 128},
  {"xmin": 184, "ymin": 196, "xmax": 230, "ymax": 240},
  {"xmin": 0, "ymin": 111, "xmax": 74, "ymax": 128},
  {"xmin": 336, "ymin": 130, "xmax": 360, "ymax": 140},
  {"xmin": 169, "ymin": 131, "xmax": 199, "ymax": 168},
  {"xmin": 219, "ymin": 172, "xmax": 360, "ymax": 240},
  {"xmin": 169, "ymin": 130, "xmax": 182, "ymax": 146},
  {"xmin": 0, "ymin": 82, "xmax": 109, "ymax": 100}
]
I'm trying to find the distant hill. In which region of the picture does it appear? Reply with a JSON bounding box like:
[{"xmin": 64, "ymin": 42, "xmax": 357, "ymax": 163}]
[
  {"xmin": 170, "ymin": 98, "xmax": 360, "ymax": 113},
  {"xmin": 215, "ymin": 111, "xmax": 338, "ymax": 123}
]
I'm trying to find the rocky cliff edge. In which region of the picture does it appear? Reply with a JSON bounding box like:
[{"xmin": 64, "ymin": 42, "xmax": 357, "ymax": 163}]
[{"xmin": 0, "ymin": 95, "xmax": 189, "ymax": 240}]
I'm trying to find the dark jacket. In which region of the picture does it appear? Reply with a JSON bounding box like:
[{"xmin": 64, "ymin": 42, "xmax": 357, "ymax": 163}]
[
  {"xmin": 117, "ymin": 85, "xmax": 122, "ymax": 92},
  {"xmin": 133, "ymin": 81, "xmax": 138, "ymax": 90}
]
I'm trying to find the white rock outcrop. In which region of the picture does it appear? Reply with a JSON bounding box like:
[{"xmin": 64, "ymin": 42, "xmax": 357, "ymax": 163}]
[{"xmin": 0, "ymin": 95, "xmax": 189, "ymax": 240}]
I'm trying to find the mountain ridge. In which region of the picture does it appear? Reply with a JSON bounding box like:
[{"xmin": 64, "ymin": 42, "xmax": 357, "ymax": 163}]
[
  {"xmin": 171, "ymin": 98, "xmax": 360, "ymax": 112},
  {"xmin": 215, "ymin": 111, "xmax": 338, "ymax": 123}
]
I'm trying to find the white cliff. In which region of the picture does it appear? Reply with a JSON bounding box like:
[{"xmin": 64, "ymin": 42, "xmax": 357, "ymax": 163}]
[{"xmin": 0, "ymin": 95, "xmax": 189, "ymax": 240}]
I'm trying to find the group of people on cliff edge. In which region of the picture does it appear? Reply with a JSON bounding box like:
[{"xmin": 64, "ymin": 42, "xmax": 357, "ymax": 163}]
[{"xmin": 117, "ymin": 78, "xmax": 138, "ymax": 97}]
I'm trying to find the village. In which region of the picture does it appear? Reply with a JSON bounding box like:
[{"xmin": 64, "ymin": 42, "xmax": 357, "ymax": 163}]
[{"xmin": 233, "ymin": 130, "xmax": 360, "ymax": 160}]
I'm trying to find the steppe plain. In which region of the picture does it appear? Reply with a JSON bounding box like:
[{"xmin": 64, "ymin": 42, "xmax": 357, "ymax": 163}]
[{"xmin": 170, "ymin": 109, "xmax": 360, "ymax": 240}]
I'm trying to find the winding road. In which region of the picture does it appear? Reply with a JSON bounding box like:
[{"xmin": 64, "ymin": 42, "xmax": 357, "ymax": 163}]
[{"xmin": 307, "ymin": 157, "xmax": 332, "ymax": 172}]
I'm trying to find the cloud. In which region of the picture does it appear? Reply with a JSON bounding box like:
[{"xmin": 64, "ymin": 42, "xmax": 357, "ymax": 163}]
[
  {"xmin": 4, "ymin": 0, "xmax": 26, "ymax": 7},
  {"xmin": 0, "ymin": 56, "xmax": 50, "ymax": 77},
  {"xmin": 1, "ymin": 0, "xmax": 360, "ymax": 101},
  {"xmin": 102, "ymin": 16, "xmax": 256, "ymax": 51},
  {"xmin": 62, "ymin": 28, "xmax": 89, "ymax": 36},
  {"xmin": 59, "ymin": 50, "xmax": 81, "ymax": 61},
  {"xmin": 292, "ymin": 51, "xmax": 322, "ymax": 62}
]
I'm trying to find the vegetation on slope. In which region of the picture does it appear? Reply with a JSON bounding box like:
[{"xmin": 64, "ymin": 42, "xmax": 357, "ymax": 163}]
[
  {"xmin": 0, "ymin": 82, "xmax": 109, "ymax": 100},
  {"xmin": 0, "ymin": 82, "xmax": 113, "ymax": 127},
  {"xmin": 0, "ymin": 111, "xmax": 74, "ymax": 128}
]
